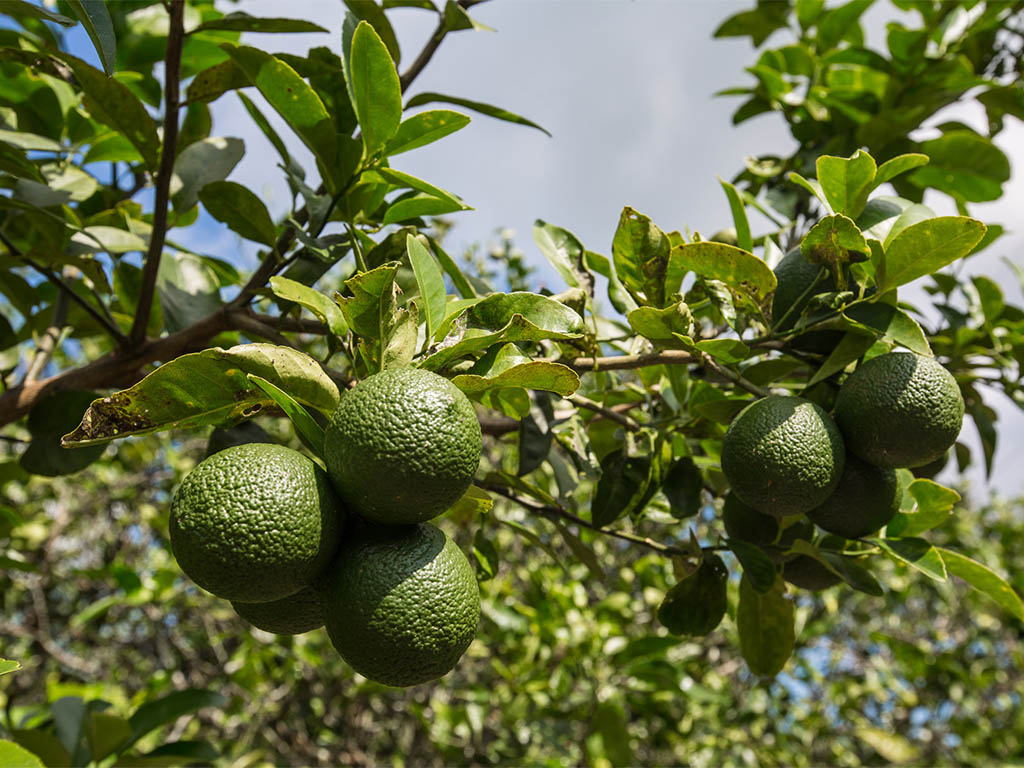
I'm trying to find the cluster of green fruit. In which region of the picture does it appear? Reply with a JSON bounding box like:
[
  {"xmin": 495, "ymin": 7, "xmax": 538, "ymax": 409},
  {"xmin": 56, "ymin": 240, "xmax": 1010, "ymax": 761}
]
[
  {"xmin": 169, "ymin": 367, "xmax": 484, "ymax": 687},
  {"xmin": 719, "ymin": 253, "xmax": 966, "ymax": 590}
]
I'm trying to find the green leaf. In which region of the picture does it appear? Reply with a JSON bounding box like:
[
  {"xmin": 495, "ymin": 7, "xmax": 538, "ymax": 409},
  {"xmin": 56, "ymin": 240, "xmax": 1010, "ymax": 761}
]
[
  {"xmin": 269, "ymin": 276, "xmax": 348, "ymax": 337},
  {"xmin": 404, "ymin": 91, "xmax": 551, "ymax": 136},
  {"xmin": 661, "ymin": 457, "xmax": 703, "ymax": 519},
  {"xmin": 55, "ymin": 53, "xmax": 160, "ymax": 171},
  {"xmin": 843, "ymin": 302, "xmax": 931, "ymax": 356},
  {"xmin": 737, "ymin": 575, "xmax": 794, "ymax": 677},
  {"xmin": 658, "ymin": 555, "xmax": 728, "ymax": 636},
  {"xmin": 373, "ymin": 167, "xmax": 468, "ymax": 210},
  {"xmin": 856, "ymin": 728, "xmax": 920, "ymax": 764},
  {"xmin": 443, "ymin": 0, "xmax": 494, "ymax": 32},
  {"xmin": 801, "ymin": 213, "xmax": 868, "ymax": 273},
  {"xmin": 612, "ymin": 207, "xmax": 671, "ymax": 308},
  {"xmin": 591, "ymin": 450, "xmax": 653, "ymax": 526},
  {"xmin": 169, "ymin": 136, "xmax": 244, "ymax": 211},
  {"xmin": 421, "ymin": 292, "xmax": 584, "ymax": 371},
  {"xmin": 875, "ymin": 537, "xmax": 947, "ymax": 582},
  {"xmin": 385, "ymin": 109, "xmax": 470, "ymax": 156},
  {"xmin": 718, "ymin": 178, "xmax": 753, "ymax": 253},
  {"xmin": 126, "ymin": 690, "xmax": 227, "ymax": 749},
  {"xmin": 0, "ymin": 659, "xmax": 20, "ymax": 676},
  {"xmin": 627, "ymin": 302, "xmax": 693, "ymax": 344},
  {"xmin": 381, "ymin": 299, "xmax": 418, "ymax": 370},
  {"xmin": 937, "ymin": 548, "xmax": 1024, "ymax": 620},
  {"xmin": 428, "ymin": 238, "xmax": 476, "ymax": 299},
  {"xmin": 85, "ymin": 711, "xmax": 132, "ymax": 762},
  {"xmin": 0, "ymin": 740, "xmax": 44, "ymax": 768},
  {"xmin": 335, "ymin": 262, "xmax": 399, "ymax": 339},
  {"xmin": 0, "ymin": 128, "xmax": 62, "ymax": 152},
  {"xmin": 2, "ymin": 1, "xmax": 75, "ymax": 26},
  {"xmin": 247, "ymin": 375, "xmax": 325, "ymax": 459},
  {"xmin": 585, "ymin": 248, "xmax": 637, "ymax": 314},
  {"xmin": 472, "ymin": 528, "xmax": 499, "ymax": 581},
  {"xmin": 817, "ymin": 0, "xmax": 873, "ymax": 49},
  {"xmin": 124, "ymin": 741, "xmax": 219, "ymax": 768},
  {"xmin": 344, "ymin": 0, "xmax": 402, "ymax": 63},
  {"xmin": 873, "ymin": 153, "xmax": 929, "ymax": 188},
  {"xmin": 806, "ymin": 331, "xmax": 875, "ymax": 386},
  {"xmin": 156, "ymin": 251, "xmax": 221, "ymax": 333},
  {"xmin": 517, "ymin": 408, "xmax": 551, "ymax": 476},
  {"xmin": 877, "ymin": 216, "xmax": 986, "ymax": 293},
  {"xmin": 449, "ymin": 485, "xmax": 493, "ymax": 522},
  {"xmin": 816, "ymin": 150, "xmax": 876, "ymax": 218},
  {"xmin": 819, "ymin": 552, "xmax": 884, "ymax": 596},
  {"xmin": 198, "ymin": 180, "xmax": 276, "ymax": 247},
  {"xmin": 65, "ymin": 0, "xmax": 116, "ymax": 75},
  {"xmin": 192, "ymin": 12, "xmax": 327, "ymax": 34},
  {"xmin": 729, "ymin": 540, "xmax": 777, "ymax": 593},
  {"xmin": 348, "ymin": 20, "xmax": 402, "ymax": 156},
  {"xmin": 887, "ymin": 479, "xmax": 959, "ymax": 537},
  {"xmin": 452, "ymin": 345, "xmax": 580, "ymax": 398},
  {"xmin": 909, "ymin": 130, "xmax": 1010, "ymax": 203},
  {"xmin": 694, "ymin": 338, "xmax": 751, "ymax": 363},
  {"xmin": 222, "ymin": 46, "xmax": 336, "ymax": 176},
  {"xmin": 533, "ymin": 220, "xmax": 591, "ymax": 290},
  {"xmin": 62, "ymin": 344, "xmax": 340, "ymax": 446},
  {"xmin": 19, "ymin": 391, "xmax": 105, "ymax": 477},
  {"xmin": 382, "ymin": 193, "xmax": 466, "ymax": 225},
  {"xmin": 667, "ymin": 242, "xmax": 777, "ymax": 313},
  {"xmin": 185, "ymin": 60, "xmax": 250, "ymax": 104},
  {"xmin": 881, "ymin": 203, "xmax": 938, "ymax": 250},
  {"xmin": 787, "ymin": 171, "xmax": 831, "ymax": 209}
]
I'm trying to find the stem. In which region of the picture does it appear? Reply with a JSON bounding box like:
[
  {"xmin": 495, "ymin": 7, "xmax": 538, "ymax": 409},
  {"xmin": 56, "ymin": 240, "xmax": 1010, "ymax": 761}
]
[
  {"xmin": 24, "ymin": 286, "xmax": 68, "ymax": 384},
  {"xmin": 568, "ymin": 394, "xmax": 642, "ymax": 431},
  {"xmin": 548, "ymin": 349, "xmax": 697, "ymax": 372},
  {"xmin": 488, "ymin": 486, "xmax": 702, "ymax": 559},
  {"xmin": 129, "ymin": 0, "xmax": 185, "ymax": 350},
  {"xmin": 347, "ymin": 221, "xmax": 368, "ymax": 273},
  {"xmin": 769, "ymin": 266, "xmax": 828, "ymax": 335},
  {"xmin": 699, "ymin": 353, "xmax": 771, "ymax": 398}
]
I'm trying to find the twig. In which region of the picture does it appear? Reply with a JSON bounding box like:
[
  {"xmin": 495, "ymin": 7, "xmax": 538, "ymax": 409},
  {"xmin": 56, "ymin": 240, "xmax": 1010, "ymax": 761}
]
[
  {"xmin": 24, "ymin": 285, "xmax": 68, "ymax": 384},
  {"xmin": 129, "ymin": 0, "xmax": 185, "ymax": 350},
  {"xmin": 229, "ymin": 311, "xmax": 297, "ymax": 348},
  {"xmin": 699, "ymin": 353, "xmax": 771, "ymax": 398},
  {"xmin": 17, "ymin": 255, "xmax": 128, "ymax": 345},
  {"xmin": 488, "ymin": 486, "xmax": 703, "ymax": 560},
  {"xmin": 568, "ymin": 393, "xmax": 642, "ymax": 431},
  {"xmin": 548, "ymin": 349, "xmax": 696, "ymax": 372}
]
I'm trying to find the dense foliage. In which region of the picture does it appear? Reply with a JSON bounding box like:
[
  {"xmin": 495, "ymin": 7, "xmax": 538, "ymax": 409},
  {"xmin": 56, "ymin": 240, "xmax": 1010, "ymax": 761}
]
[{"xmin": 0, "ymin": 0, "xmax": 1022, "ymax": 765}]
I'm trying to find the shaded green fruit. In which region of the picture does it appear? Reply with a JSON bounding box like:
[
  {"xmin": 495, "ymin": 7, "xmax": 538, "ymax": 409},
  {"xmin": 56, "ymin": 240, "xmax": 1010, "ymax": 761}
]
[
  {"xmin": 170, "ymin": 444, "xmax": 344, "ymax": 603},
  {"xmin": 912, "ymin": 450, "xmax": 949, "ymax": 479},
  {"xmin": 808, "ymin": 454, "xmax": 901, "ymax": 539},
  {"xmin": 232, "ymin": 587, "xmax": 323, "ymax": 635},
  {"xmin": 324, "ymin": 367, "xmax": 482, "ymax": 525},
  {"xmin": 771, "ymin": 248, "xmax": 843, "ymax": 354},
  {"xmin": 721, "ymin": 396, "xmax": 845, "ymax": 517},
  {"xmin": 834, "ymin": 352, "xmax": 964, "ymax": 468},
  {"xmin": 783, "ymin": 555, "xmax": 842, "ymax": 591},
  {"xmin": 320, "ymin": 522, "xmax": 480, "ymax": 687},
  {"xmin": 657, "ymin": 555, "xmax": 728, "ymax": 636},
  {"xmin": 722, "ymin": 492, "xmax": 779, "ymax": 545}
]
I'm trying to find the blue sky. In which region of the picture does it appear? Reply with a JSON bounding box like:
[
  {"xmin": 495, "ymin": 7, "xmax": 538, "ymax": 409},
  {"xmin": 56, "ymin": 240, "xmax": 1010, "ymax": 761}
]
[{"xmin": 64, "ymin": 1, "xmax": 1024, "ymax": 496}]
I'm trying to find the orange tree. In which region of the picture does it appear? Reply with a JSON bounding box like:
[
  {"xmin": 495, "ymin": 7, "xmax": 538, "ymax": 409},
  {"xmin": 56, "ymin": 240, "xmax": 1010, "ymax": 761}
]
[{"xmin": 0, "ymin": 0, "xmax": 1022, "ymax": 765}]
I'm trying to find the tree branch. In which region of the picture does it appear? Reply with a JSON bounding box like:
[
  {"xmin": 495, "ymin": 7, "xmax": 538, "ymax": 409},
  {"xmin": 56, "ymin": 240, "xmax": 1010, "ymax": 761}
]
[
  {"xmin": 24, "ymin": 285, "xmax": 68, "ymax": 384},
  {"xmin": 699, "ymin": 353, "xmax": 771, "ymax": 398},
  {"xmin": 548, "ymin": 349, "xmax": 697, "ymax": 372},
  {"xmin": 568, "ymin": 393, "xmax": 642, "ymax": 431},
  {"xmin": 20, "ymin": 256, "xmax": 128, "ymax": 345},
  {"xmin": 129, "ymin": 0, "xmax": 185, "ymax": 350}
]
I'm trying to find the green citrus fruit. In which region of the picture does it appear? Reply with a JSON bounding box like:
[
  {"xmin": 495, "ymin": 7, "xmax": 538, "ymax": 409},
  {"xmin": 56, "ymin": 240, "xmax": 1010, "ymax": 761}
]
[
  {"xmin": 721, "ymin": 395, "xmax": 845, "ymax": 517},
  {"xmin": 169, "ymin": 443, "xmax": 344, "ymax": 603},
  {"xmin": 320, "ymin": 522, "xmax": 480, "ymax": 687},
  {"xmin": 834, "ymin": 351, "xmax": 964, "ymax": 468},
  {"xmin": 232, "ymin": 586, "xmax": 323, "ymax": 635},
  {"xmin": 771, "ymin": 248, "xmax": 843, "ymax": 354},
  {"xmin": 323, "ymin": 367, "xmax": 482, "ymax": 525},
  {"xmin": 808, "ymin": 454, "xmax": 902, "ymax": 539},
  {"xmin": 722, "ymin": 492, "xmax": 779, "ymax": 545},
  {"xmin": 783, "ymin": 555, "xmax": 842, "ymax": 591}
]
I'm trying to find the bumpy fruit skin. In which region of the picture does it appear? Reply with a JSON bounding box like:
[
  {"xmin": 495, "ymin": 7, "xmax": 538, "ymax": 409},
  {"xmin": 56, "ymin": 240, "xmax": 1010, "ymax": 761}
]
[
  {"xmin": 808, "ymin": 454, "xmax": 901, "ymax": 539},
  {"xmin": 721, "ymin": 396, "xmax": 845, "ymax": 517},
  {"xmin": 783, "ymin": 555, "xmax": 842, "ymax": 591},
  {"xmin": 771, "ymin": 248, "xmax": 843, "ymax": 354},
  {"xmin": 722, "ymin": 492, "xmax": 779, "ymax": 545},
  {"xmin": 320, "ymin": 522, "xmax": 480, "ymax": 687},
  {"xmin": 324, "ymin": 368, "xmax": 482, "ymax": 525},
  {"xmin": 169, "ymin": 443, "xmax": 343, "ymax": 603},
  {"xmin": 232, "ymin": 587, "xmax": 323, "ymax": 635},
  {"xmin": 834, "ymin": 352, "xmax": 964, "ymax": 468}
]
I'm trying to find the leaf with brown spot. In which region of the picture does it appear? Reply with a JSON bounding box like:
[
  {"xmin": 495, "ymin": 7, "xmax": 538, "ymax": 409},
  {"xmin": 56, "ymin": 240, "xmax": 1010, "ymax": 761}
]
[{"xmin": 61, "ymin": 344, "xmax": 339, "ymax": 447}]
